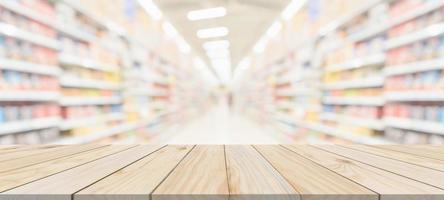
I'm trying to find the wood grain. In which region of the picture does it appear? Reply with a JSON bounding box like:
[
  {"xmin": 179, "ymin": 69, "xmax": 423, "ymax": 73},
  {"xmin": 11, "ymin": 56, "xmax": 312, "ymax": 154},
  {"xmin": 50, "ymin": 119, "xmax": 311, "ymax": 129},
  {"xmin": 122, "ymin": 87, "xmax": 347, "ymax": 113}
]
[
  {"xmin": 152, "ymin": 145, "xmax": 229, "ymax": 200},
  {"xmin": 1, "ymin": 145, "xmax": 164, "ymax": 200},
  {"xmin": 284, "ymin": 145, "xmax": 444, "ymax": 200},
  {"xmin": 0, "ymin": 145, "xmax": 65, "ymax": 162},
  {"xmin": 75, "ymin": 145, "xmax": 194, "ymax": 200},
  {"xmin": 345, "ymin": 145, "xmax": 444, "ymax": 172},
  {"xmin": 254, "ymin": 145, "xmax": 377, "ymax": 200},
  {"xmin": 0, "ymin": 145, "xmax": 104, "ymax": 173},
  {"xmin": 317, "ymin": 145, "xmax": 444, "ymax": 190},
  {"xmin": 225, "ymin": 145, "xmax": 299, "ymax": 200},
  {"xmin": 376, "ymin": 145, "xmax": 444, "ymax": 161},
  {"xmin": 0, "ymin": 145, "xmax": 135, "ymax": 192}
]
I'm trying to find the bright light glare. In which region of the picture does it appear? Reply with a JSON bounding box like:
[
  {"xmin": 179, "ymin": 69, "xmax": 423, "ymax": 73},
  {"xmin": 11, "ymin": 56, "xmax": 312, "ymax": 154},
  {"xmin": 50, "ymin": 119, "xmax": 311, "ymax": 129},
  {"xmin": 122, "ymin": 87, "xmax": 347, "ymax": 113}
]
[
  {"xmin": 197, "ymin": 27, "xmax": 229, "ymax": 39},
  {"xmin": 237, "ymin": 58, "xmax": 251, "ymax": 70},
  {"xmin": 177, "ymin": 37, "xmax": 191, "ymax": 54},
  {"xmin": 207, "ymin": 49, "xmax": 230, "ymax": 59},
  {"xmin": 187, "ymin": 7, "xmax": 227, "ymax": 21},
  {"xmin": 281, "ymin": 0, "xmax": 307, "ymax": 21},
  {"xmin": 211, "ymin": 58, "xmax": 232, "ymax": 84},
  {"xmin": 203, "ymin": 40, "xmax": 230, "ymax": 50},
  {"xmin": 253, "ymin": 37, "xmax": 268, "ymax": 54},
  {"xmin": 266, "ymin": 21, "xmax": 283, "ymax": 38},
  {"xmin": 162, "ymin": 22, "xmax": 178, "ymax": 38},
  {"xmin": 137, "ymin": 0, "xmax": 162, "ymax": 20}
]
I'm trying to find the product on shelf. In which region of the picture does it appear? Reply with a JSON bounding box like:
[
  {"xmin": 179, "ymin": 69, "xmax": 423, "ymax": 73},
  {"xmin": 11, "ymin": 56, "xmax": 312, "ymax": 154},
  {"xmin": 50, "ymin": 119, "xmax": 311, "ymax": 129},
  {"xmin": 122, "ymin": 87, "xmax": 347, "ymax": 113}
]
[
  {"xmin": 386, "ymin": 127, "xmax": 444, "ymax": 144},
  {"xmin": 385, "ymin": 70, "xmax": 444, "ymax": 91},
  {"xmin": 61, "ymin": 105, "xmax": 122, "ymax": 120},
  {"xmin": 0, "ymin": 128, "xmax": 59, "ymax": 145},
  {"xmin": 0, "ymin": 69, "xmax": 58, "ymax": 91},
  {"xmin": 323, "ymin": 105, "xmax": 382, "ymax": 120},
  {"xmin": 0, "ymin": 103, "xmax": 58, "ymax": 123}
]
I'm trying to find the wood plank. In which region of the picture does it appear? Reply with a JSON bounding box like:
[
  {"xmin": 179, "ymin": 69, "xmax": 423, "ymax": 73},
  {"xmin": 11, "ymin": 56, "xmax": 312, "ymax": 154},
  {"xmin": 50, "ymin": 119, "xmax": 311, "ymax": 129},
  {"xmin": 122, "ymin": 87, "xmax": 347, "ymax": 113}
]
[
  {"xmin": 0, "ymin": 145, "xmax": 66, "ymax": 162},
  {"xmin": 75, "ymin": 145, "xmax": 194, "ymax": 200},
  {"xmin": 0, "ymin": 145, "xmax": 136, "ymax": 192},
  {"xmin": 346, "ymin": 145, "xmax": 444, "ymax": 171},
  {"xmin": 152, "ymin": 145, "xmax": 229, "ymax": 200},
  {"xmin": 0, "ymin": 145, "xmax": 104, "ymax": 173},
  {"xmin": 1, "ymin": 145, "xmax": 163, "ymax": 200},
  {"xmin": 225, "ymin": 145, "xmax": 299, "ymax": 200},
  {"xmin": 317, "ymin": 145, "xmax": 444, "ymax": 190},
  {"xmin": 284, "ymin": 145, "xmax": 444, "ymax": 200},
  {"xmin": 254, "ymin": 145, "xmax": 377, "ymax": 200},
  {"xmin": 377, "ymin": 145, "xmax": 444, "ymax": 161}
]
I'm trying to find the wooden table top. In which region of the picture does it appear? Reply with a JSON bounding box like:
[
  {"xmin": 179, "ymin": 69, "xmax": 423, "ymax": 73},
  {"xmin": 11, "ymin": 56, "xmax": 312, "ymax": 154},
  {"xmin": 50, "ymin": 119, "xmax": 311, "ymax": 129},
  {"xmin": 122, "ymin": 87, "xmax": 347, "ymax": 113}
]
[{"xmin": 0, "ymin": 145, "xmax": 443, "ymax": 200}]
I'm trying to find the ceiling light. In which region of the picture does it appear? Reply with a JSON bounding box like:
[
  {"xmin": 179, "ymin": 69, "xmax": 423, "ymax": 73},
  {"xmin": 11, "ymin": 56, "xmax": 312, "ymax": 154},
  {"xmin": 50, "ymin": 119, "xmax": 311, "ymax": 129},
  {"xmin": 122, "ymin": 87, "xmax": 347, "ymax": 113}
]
[
  {"xmin": 162, "ymin": 22, "xmax": 178, "ymax": 38},
  {"xmin": 137, "ymin": 0, "xmax": 162, "ymax": 20},
  {"xmin": 197, "ymin": 27, "xmax": 229, "ymax": 39},
  {"xmin": 207, "ymin": 49, "xmax": 230, "ymax": 59},
  {"xmin": 266, "ymin": 21, "xmax": 283, "ymax": 38},
  {"xmin": 177, "ymin": 37, "xmax": 191, "ymax": 54},
  {"xmin": 203, "ymin": 40, "xmax": 230, "ymax": 50},
  {"xmin": 281, "ymin": 0, "xmax": 307, "ymax": 21},
  {"xmin": 253, "ymin": 37, "xmax": 268, "ymax": 54},
  {"xmin": 211, "ymin": 58, "xmax": 232, "ymax": 84},
  {"xmin": 187, "ymin": 7, "xmax": 227, "ymax": 21}
]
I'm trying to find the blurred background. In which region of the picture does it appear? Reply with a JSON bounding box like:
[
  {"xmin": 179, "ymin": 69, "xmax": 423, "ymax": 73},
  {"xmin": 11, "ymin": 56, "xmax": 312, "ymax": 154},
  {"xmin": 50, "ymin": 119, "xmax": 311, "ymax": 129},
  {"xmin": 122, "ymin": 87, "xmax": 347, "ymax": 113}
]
[{"xmin": 0, "ymin": 0, "xmax": 443, "ymax": 145}]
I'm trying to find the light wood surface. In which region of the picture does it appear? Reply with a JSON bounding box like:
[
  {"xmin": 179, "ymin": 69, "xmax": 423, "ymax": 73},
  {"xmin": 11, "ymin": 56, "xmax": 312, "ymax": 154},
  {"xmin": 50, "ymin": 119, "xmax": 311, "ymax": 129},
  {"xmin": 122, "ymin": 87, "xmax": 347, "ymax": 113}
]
[
  {"xmin": 75, "ymin": 145, "xmax": 194, "ymax": 200},
  {"xmin": 284, "ymin": 145, "xmax": 444, "ymax": 200},
  {"xmin": 317, "ymin": 145, "xmax": 444, "ymax": 190},
  {"xmin": 0, "ymin": 145, "xmax": 443, "ymax": 200},
  {"xmin": 152, "ymin": 145, "xmax": 229, "ymax": 200},
  {"xmin": 345, "ymin": 145, "xmax": 444, "ymax": 171},
  {"xmin": 225, "ymin": 145, "xmax": 298, "ymax": 200},
  {"xmin": 254, "ymin": 145, "xmax": 377, "ymax": 200}
]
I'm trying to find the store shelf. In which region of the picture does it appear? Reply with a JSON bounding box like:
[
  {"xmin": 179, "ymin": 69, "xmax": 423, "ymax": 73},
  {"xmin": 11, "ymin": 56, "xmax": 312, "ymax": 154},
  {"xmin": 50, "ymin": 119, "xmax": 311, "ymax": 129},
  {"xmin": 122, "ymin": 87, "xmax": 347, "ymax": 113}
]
[
  {"xmin": 60, "ymin": 76, "xmax": 121, "ymax": 90},
  {"xmin": 388, "ymin": 1, "xmax": 444, "ymax": 29},
  {"xmin": 385, "ymin": 23, "xmax": 444, "ymax": 50},
  {"xmin": 0, "ymin": 117, "xmax": 61, "ymax": 136},
  {"xmin": 0, "ymin": 91, "xmax": 59, "ymax": 102},
  {"xmin": 385, "ymin": 91, "xmax": 444, "ymax": 102},
  {"xmin": 0, "ymin": 1, "xmax": 54, "ymax": 27},
  {"xmin": 349, "ymin": 24, "xmax": 389, "ymax": 42},
  {"xmin": 384, "ymin": 58, "xmax": 444, "ymax": 76},
  {"xmin": 294, "ymin": 120, "xmax": 393, "ymax": 144},
  {"xmin": 323, "ymin": 96, "xmax": 385, "ymax": 106},
  {"xmin": 0, "ymin": 23, "xmax": 60, "ymax": 50},
  {"xmin": 319, "ymin": 0, "xmax": 383, "ymax": 36},
  {"xmin": 60, "ymin": 113, "xmax": 125, "ymax": 130},
  {"xmin": 0, "ymin": 58, "xmax": 61, "ymax": 76},
  {"xmin": 385, "ymin": 117, "xmax": 444, "ymax": 136},
  {"xmin": 58, "ymin": 54, "xmax": 119, "ymax": 72},
  {"xmin": 53, "ymin": 119, "xmax": 154, "ymax": 144},
  {"xmin": 320, "ymin": 112, "xmax": 384, "ymax": 130},
  {"xmin": 323, "ymin": 76, "xmax": 384, "ymax": 90},
  {"xmin": 325, "ymin": 54, "xmax": 385, "ymax": 73},
  {"xmin": 59, "ymin": 96, "xmax": 122, "ymax": 106},
  {"xmin": 276, "ymin": 88, "xmax": 320, "ymax": 97}
]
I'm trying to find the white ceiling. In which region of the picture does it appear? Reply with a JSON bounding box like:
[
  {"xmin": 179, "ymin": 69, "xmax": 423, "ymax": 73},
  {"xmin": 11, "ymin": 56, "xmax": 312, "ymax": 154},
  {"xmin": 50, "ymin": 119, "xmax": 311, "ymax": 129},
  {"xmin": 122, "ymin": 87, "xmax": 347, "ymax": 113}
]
[{"xmin": 154, "ymin": 0, "xmax": 290, "ymax": 76}]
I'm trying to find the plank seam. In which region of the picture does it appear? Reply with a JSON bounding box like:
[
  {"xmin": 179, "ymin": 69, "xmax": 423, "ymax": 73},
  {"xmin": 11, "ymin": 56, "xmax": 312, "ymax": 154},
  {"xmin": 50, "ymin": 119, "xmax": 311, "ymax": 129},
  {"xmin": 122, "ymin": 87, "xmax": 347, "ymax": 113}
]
[
  {"xmin": 0, "ymin": 145, "xmax": 70, "ymax": 162},
  {"xmin": 282, "ymin": 145, "xmax": 381, "ymax": 200},
  {"xmin": 342, "ymin": 145, "xmax": 444, "ymax": 173},
  {"xmin": 314, "ymin": 145, "xmax": 444, "ymax": 191},
  {"xmin": 223, "ymin": 145, "xmax": 232, "ymax": 199},
  {"xmin": 372, "ymin": 145, "xmax": 444, "ymax": 161},
  {"xmin": 0, "ymin": 145, "xmax": 107, "ymax": 174},
  {"xmin": 0, "ymin": 145, "xmax": 138, "ymax": 193},
  {"xmin": 71, "ymin": 145, "xmax": 167, "ymax": 199},
  {"xmin": 149, "ymin": 145, "xmax": 197, "ymax": 200},
  {"xmin": 251, "ymin": 145, "xmax": 302, "ymax": 199}
]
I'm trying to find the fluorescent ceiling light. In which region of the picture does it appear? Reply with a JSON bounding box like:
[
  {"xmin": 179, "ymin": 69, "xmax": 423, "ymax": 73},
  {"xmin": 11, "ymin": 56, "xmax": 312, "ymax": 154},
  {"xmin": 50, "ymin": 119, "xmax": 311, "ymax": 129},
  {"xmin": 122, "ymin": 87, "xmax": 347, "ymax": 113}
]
[
  {"xmin": 197, "ymin": 27, "xmax": 229, "ymax": 39},
  {"xmin": 137, "ymin": 0, "xmax": 162, "ymax": 20},
  {"xmin": 177, "ymin": 37, "xmax": 191, "ymax": 54},
  {"xmin": 187, "ymin": 7, "xmax": 227, "ymax": 21},
  {"xmin": 207, "ymin": 49, "xmax": 230, "ymax": 59},
  {"xmin": 253, "ymin": 37, "xmax": 268, "ymax": 54},
  {"xmin": 266, "ymin": 21, "xmax": 283, "ymax": 38},
  {"xmin": 162, "ymin": 22, "xmax": 178, "ymax": 38},
  {"xmin": 237, "ymin": 58, "xmax": 251, "ymax": 71},
  {"xmin": 203, "ymin": 40, "xmax": 230, "ymax": 50},
  {"xmin": 281, "ymin": 0, "xmax": 307, "ymax": 21}
]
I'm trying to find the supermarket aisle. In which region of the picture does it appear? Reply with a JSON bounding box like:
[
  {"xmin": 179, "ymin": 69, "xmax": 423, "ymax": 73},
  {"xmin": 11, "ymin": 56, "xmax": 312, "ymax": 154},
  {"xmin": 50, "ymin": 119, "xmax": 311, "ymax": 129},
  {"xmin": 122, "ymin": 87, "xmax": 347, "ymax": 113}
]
[{"xmin": 157, "ymin": 101, "xmax": 285, "ymax": 144}]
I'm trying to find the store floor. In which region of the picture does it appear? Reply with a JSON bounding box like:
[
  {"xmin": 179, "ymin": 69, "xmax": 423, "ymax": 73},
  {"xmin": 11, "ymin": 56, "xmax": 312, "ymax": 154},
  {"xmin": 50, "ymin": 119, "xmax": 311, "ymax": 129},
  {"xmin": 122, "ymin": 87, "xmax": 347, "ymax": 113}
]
[{"xmin": 151, "ymin": 101, "xmax": 287, "ymax": 144}]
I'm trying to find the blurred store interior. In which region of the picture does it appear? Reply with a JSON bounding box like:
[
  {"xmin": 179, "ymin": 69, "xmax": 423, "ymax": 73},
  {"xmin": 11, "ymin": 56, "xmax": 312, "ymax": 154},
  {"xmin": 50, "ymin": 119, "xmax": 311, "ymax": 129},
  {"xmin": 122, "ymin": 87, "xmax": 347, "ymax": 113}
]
[{"xmin": 1, "ymin": 0, "xmax": 444, "ymax": 144}]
